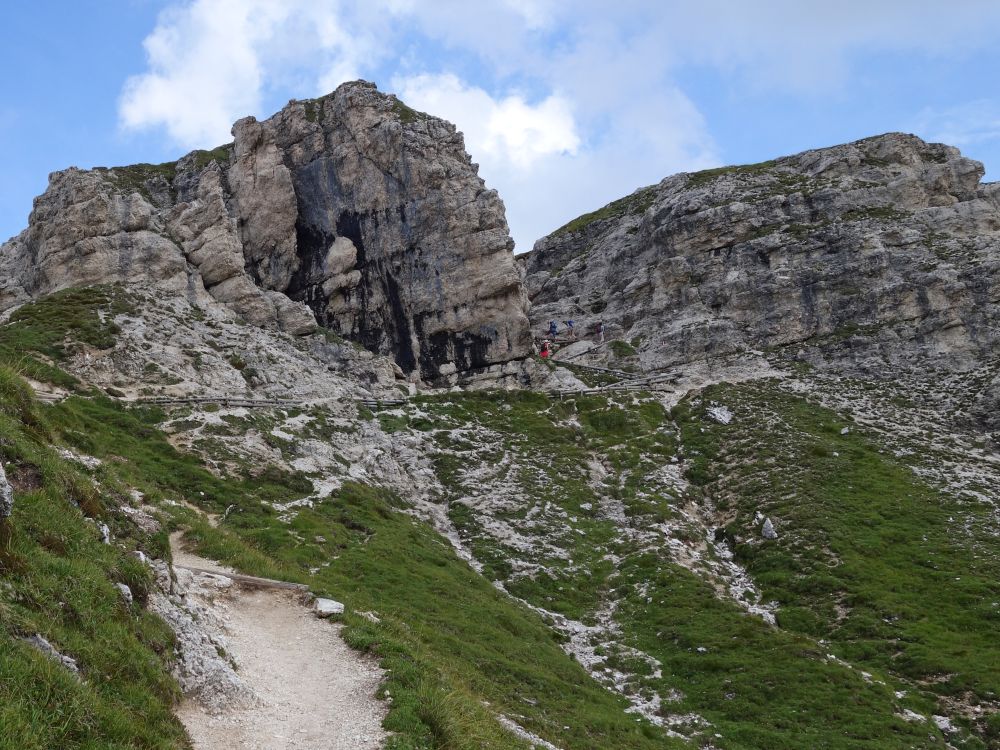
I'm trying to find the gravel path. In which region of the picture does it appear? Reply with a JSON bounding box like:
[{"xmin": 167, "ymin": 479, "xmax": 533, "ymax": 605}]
[{"xmin": 172, "ymin": 542, "xmax": 388, "ymax": 749}]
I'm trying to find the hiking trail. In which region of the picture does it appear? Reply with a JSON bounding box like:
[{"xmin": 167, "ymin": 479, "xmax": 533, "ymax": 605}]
[{"xmin": 170, "ymin": 535, "xmax": 388, "ymax": 749}]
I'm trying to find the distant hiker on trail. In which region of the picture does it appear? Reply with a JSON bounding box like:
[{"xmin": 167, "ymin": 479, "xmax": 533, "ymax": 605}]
[
  {"xmin": 563, "ymin": 320, "xmax": 575, "ymax": 339},
  {"xmin": 539, "ymin": 340, "xmax": 551, "ymax": 359},
  {"xmin": 595, "ymin": 320, "xmax": 604, "ymax": 344},
  {"xmin": 548, "ymin": 320, "xmax": 558, "ymax": 337}
]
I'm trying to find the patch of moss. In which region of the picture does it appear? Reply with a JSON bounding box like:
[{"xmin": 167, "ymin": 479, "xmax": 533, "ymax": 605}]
[
  {"xmin": 552, "ymin": 186, "xmax": 658, "ymax": 236},
  {"xmin": 391, "ymin": 97, "xmax": 430, "ymax": 124},
  {"xmin": 609, "ymin": 339, "xmax": 637, "ymax": 358},
  {"xmin": 103, "ymin": 161, "xmax": 177, "ymax": 201},
  {"xmin": 189, "ymin": 144, "xmax": 233, "ymax": 171},
  {"xmin": 686, "ymin": 159, "xmax": 778, "ymax": 188}
]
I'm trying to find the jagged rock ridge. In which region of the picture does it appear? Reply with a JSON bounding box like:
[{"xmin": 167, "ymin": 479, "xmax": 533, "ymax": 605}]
[
  {"xmin": 0, "ymin": 81, "xmax": 531, "ymax": 379},
  {"xmin": 525, "ymin": 133, "xmax": 1000, "ymax": 378}
]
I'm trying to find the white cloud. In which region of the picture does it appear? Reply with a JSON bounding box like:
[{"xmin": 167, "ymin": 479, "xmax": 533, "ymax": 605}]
[
  {"xmin": 395, "ymin": 74, "xmax": 579, "ymax": 169},
  {"xmin": 119, "ymin": 0, "xmax": 285, "ymax": 146},
  {"xmin": 499, "ymin": 0, "xmax": 557, "ymax": 29},
  {"xmin": 913, "ymin": 100, "xmax": 1000, "ymax": 149},
  {"xmin": 119, "ymin": 0, "xmax": 1000, "ymax": 248},
  {"xmin": 119, "ymin": 0, "xmax": 395, "ymax": 148}
]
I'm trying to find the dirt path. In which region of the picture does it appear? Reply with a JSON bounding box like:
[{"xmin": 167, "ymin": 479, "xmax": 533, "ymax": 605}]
[{"xmin": 171, "ymin": 537, "xmax": 388, "ymax": 749}]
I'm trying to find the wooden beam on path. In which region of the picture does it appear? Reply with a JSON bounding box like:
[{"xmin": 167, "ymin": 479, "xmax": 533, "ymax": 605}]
[{"xmin": 174, "ymin": 564, "xmax": 310, "ymax": 592}]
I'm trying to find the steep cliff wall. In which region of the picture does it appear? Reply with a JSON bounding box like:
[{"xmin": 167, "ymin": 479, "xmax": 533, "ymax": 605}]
[
  {"xmin": 0, "ymin": 81, "xmax": 531, "ymax": 379},
  {"xmin": 525, "ymin": 133, "xmax": 1000, "ymax": 375}
]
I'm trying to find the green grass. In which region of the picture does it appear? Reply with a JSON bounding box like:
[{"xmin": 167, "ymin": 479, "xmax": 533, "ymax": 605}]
[
  {"xmin": 0, "ymin": 366, "xmax": 187, "ymax": 750},
  {"xmin": 676, "ymin": 382, "xmax": 1000, "ymax": 746},
  {"xmin": 609, "ymin": 339, "xmax": 637, "ymax": 359},
  {"xmin": 169, "ymin": 483, "xmax": 674, "ymax": 750},
  {"xmin": 552, "ymin": 186, "xmax": 657, "ymax": 236},
  {"xmin": 189, "ymin": 145, "xmax": 232, "ymax": 171},
  {"xmin": 0, "ymin": 290, "xmax": 672, "ymax": 750},
  {"xmin": 3, "ymin": 284, "xmax": 992, "ymax": 748},
  {"xmin": 0, "ymin": 286, "xmax": 132, "ymax": 387},
  {"xmin": 391, "ymin": 98, "xmax": 430, "ymax": 124},
  {"xmin": 686, "ymin": 160, "xmax": 778, "ymax": 188},
  {"xmin": 405, "ymin": 390, "xmax": 952, "ymax": 749},
  {"xmin": 615, "ymin": 555, "xmax": 937, "ymax": 749},
  {"xmin": 102, "ymin": 161, "xmax": 178, "ymax": 201}
]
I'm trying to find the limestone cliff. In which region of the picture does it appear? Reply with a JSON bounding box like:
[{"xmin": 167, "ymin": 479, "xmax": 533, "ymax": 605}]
[
  {"xmin": 525, "ymin": 133, "xmax": 1000, "ymax": 376},
  {"xmin": 0, "ymin": 81, "xmax": 531, "ymax": 379}
]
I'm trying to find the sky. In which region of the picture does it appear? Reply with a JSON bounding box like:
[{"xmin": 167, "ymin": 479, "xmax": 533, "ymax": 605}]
[{"xmin": 3, "ymin": 1, "xmax": 1000, "ymax": 252}]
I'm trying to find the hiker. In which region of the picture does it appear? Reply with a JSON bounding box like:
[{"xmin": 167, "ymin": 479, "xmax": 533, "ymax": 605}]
[
  {"xmin": 563, "ymin": 320, "xmax": 575, "ymax": 339},
  {"xmin": 595, "ymin": 320, "xmax": 604, "ymax": 344},
  {"xmin": 539, "ymin": 340, "xmax": 551, "ymax": 359},
  {"xmin": 548, "ymin": 320, "xmax": 558, "ymax": 337}
]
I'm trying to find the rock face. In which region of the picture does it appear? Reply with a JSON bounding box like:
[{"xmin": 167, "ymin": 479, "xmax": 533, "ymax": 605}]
[
  {"xmin": 0, "ymin": 464, "xmax": 12, "ymax": 521},
  {"xmin": 524, "ymin": 134, "xmax": 1000, "ymax": 375},
  {"xmin": 0, "ymin": 81, "xmax": 531, "ymax": 379}
]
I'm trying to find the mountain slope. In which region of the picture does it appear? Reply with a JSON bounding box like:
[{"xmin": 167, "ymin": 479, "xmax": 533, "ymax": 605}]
[
  {"xmin": 1, "ymin": 98, "xmax": 999, "ymax": 750},
  {"xmin": 524, "ymin": 133, "xmax": 1000, "ymax": 390}
]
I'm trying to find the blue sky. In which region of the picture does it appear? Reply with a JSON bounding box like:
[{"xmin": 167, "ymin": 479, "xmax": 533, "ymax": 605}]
[{"xmin": 3, "ymin": 1, "xmax": 1000, "ymax": 251}]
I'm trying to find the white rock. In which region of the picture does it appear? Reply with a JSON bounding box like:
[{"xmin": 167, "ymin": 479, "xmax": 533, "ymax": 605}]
[
  {"xmin": 706, "ymin": 404, "xmax": 733, "ymax": 424},
  {"xmin": 57, "ymin": 447, "xmax": 103, "ymax": 469},
  {"xmin": 762, "ymin": 518, "xmax": 778, "ymax": 540},
  {"xmin": 313, "ymin": 598, "xmax": 345, "ymax": 618},
  {"xmin": 0, "ymin": 463, "xmax": 12, "ymax": 521},
  {"xmin": 23, "ymin": 634, "xmax": 79, "ymax": 674},
  {"xmin": 115, "ymin": 583, "xmax": 134, "ymax": 605},
  {"xmin": 932, "ymin": 715, "xmax": 956, "ymax": 733}
]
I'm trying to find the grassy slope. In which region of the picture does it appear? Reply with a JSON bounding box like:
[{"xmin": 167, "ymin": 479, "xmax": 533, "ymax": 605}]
[
  {"xmin": 0, "ymin": 289, "xmax": 669, "ymax": 749},
  {"xmin": 0, "ymin": 369, "xmax": 185, "ymax": 750},
  {"xmin": 47, "ymin": 396, "xmax": 670, "ymax": 750},
  {"xmin": 3, "ymin": 287, "xmax": 995, "ymax": 748},
  {"xmin": 405, "ymin": 390, "xmax": 954, "ymax": 748},
  {"xmin": 677, "ymin": 382, "xmax": 1000, "ymax": 747}
]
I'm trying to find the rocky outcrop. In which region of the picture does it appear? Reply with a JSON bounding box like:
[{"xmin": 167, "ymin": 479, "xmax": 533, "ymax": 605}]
[
  {"xmin": 0, "ymin": 464, "xmax": 12, "ymax": 521},
  {"xmin": 525, "ymin": 133, "xmax": 1000, "ymax": 376},
  {"xmin": 0, "ymin": 81, "xmax": 531, "ymax": 379}
]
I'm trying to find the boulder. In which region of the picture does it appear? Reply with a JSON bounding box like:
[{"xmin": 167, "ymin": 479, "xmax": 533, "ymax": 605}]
[
  {"xmin": 707, "ymin": 404, "xmax": 734, "ymax": 425},
  {"xmin": 313, "ymin": 598, "xmax": 345, "ymax": 618},
  {"xmin": 762, "ymin": 518, "xmax": 778, "ymax": 540},
  {"xmin": 115, "ymin": 583, "xmax": 134, "ymax": 605}
]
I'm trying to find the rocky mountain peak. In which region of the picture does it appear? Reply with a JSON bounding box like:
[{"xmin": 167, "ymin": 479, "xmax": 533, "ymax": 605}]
[
  {"xmin": 0, "ymin": 80, "xmax": 532, "ymax": 380},
  {"xmin": 525, "ymin": 132, "xmax": 1000, "ymax": 394}
]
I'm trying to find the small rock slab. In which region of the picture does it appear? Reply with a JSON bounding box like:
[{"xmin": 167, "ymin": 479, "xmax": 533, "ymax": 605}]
[
  {"xmin": 762, "ymin": 518, "xmax": 778, "ymax": 540},
  {"xmin": 313, "ymin": 597, "xmax": 345, "ymax": 618},
  {"xmin": 707, "ymin": 404, "xmax": 733, "ymax": 424}
]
